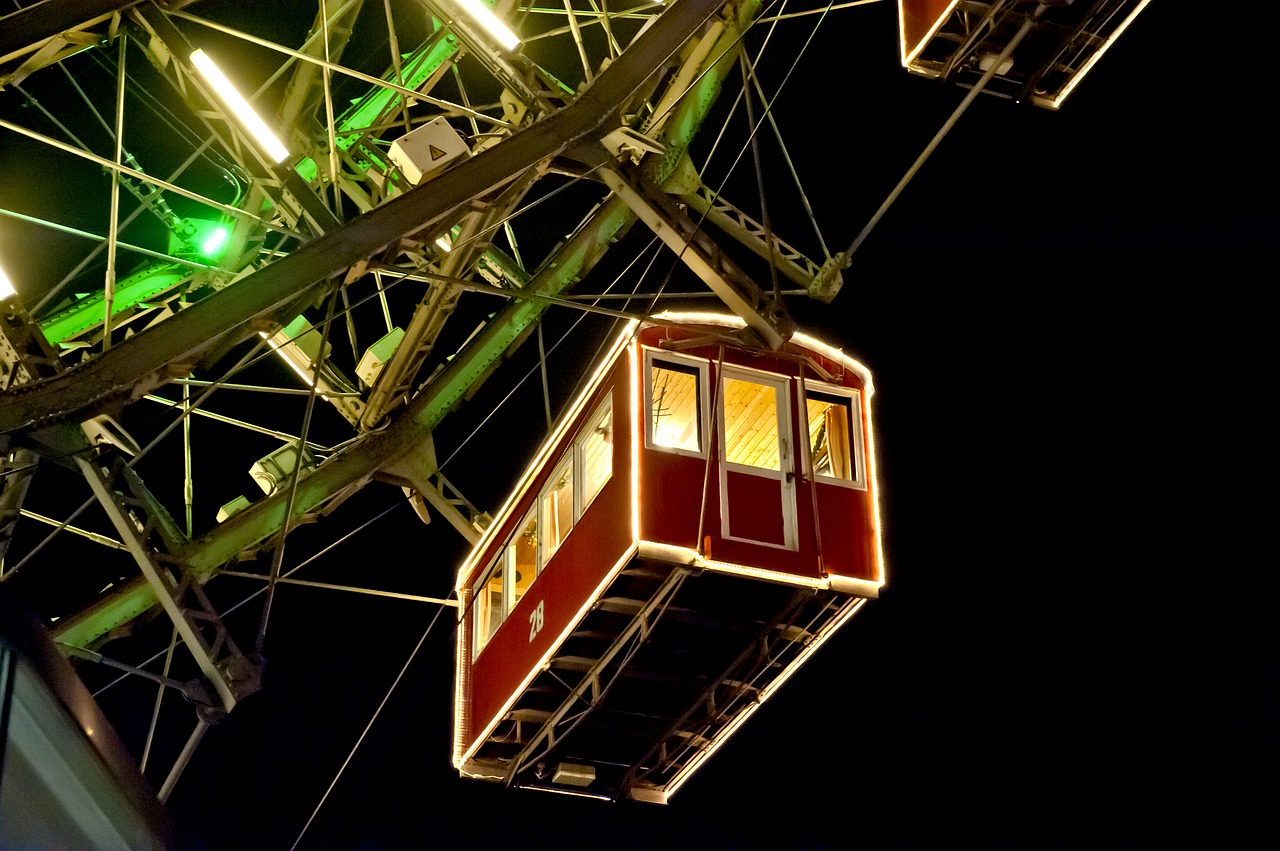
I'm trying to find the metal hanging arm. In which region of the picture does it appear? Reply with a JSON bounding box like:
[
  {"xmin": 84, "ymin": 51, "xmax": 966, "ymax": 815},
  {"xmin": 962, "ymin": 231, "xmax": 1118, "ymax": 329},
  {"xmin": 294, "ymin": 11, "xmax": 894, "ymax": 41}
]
[{"xmin": 825, "ymin": 5, "xmax": 1048, "ymax": 301}]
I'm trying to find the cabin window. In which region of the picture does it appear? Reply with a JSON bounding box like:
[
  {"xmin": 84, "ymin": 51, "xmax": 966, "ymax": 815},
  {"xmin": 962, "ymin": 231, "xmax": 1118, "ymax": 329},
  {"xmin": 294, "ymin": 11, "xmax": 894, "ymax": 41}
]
[
  {"xmin": 471, "ymin": 396, "xmax": 613, "ymax": 660},
  {"xmin": 579, "ymin": 397, "xmax": 612, "ymax": 514},
  {"xmin": 473, "ymin": 510, "xmax": 537, "ymax": 659},
  {"xmin": 472, "ymin": 558, "xmax": 506, "ymax": 659},
  {"xmin": 646, "ymin": 353, "xmax": 706, "ymax": 454},
  {"xmin": 722, "ymin": 375, "xmax": 783, "ymax": 471},
  {"xmin": 509, "ymin": 511, "xmax": 539, "ymax": 607},
  {"xmin": 804, "ymin": 386, "xmax": 865, "ymax": 488},
  {"xmin": 541, "ymin": 456, "xmax": 574, "ymax": 563}
]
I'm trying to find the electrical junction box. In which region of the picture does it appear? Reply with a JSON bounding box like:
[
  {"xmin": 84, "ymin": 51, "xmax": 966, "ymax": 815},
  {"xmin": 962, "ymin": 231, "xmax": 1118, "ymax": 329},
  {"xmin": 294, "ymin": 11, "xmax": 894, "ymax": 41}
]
[
  {"xmin": 389, "ymin": 118, "xmax": 471, "ymax": 184},
  {"xmin": 357, "ymin": 327, "xmax": 405, "ymax": 389},
  {"xmin": 250, "ymin": 444, "xmax": 316, "ymax": 495},
  {"xmin": 551, "ymin": 763, "xmax": 596, "ymax": 788}
]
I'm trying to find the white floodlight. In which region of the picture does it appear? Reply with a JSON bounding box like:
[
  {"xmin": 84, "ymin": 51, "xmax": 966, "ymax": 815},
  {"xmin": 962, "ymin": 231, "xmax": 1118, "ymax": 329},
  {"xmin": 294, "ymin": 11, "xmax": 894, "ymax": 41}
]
[
  {"xmin": 456, "ymin": 0, "xmax": 521, "ymax": 50},
  {"xmin": 0, "ymin": 265, "xmax": 15, "ymax": 300},
  {"xmin": 190, "ymin": 49, "xmax": 290, "ymax": 163}
]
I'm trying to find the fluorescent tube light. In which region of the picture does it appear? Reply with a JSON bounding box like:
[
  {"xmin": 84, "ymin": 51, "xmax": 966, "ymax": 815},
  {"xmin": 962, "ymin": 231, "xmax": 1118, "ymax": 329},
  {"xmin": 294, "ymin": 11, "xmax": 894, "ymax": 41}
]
[
  {"xmin": 456, "ymin": 0, "xmax": 521, "ymax": 50},
  {"xmin": 190, "ymin": 49, "xmax": 290, "ymax": 163},
  {"xmin": 0, "ymin": 265, "xmax": 15, "ymax": 300}
]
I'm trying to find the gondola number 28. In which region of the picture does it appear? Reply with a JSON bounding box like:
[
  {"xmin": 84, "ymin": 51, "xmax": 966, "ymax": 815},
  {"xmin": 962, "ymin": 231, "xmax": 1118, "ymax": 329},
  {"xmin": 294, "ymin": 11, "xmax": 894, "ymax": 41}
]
[{"xmin": 528, "ymin": 599, "xmax": 545, "ymax": 643}]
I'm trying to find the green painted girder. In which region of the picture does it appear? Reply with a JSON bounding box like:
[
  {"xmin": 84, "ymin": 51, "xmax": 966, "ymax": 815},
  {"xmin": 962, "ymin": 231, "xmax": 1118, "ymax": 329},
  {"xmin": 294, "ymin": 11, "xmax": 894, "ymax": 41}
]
[
  {"xmin": 51, "ymin": 192, "xmax": 639, "ymax": 653},
  {"xmin": 181, "ymin": 194, "xmax": 638, "ymax": 575},
  {"xmin": 642, "ymin": 0, "xmax": 763, "ymax": 189},
  {"xmin": 3, "ymin": 0, "xmax": 725, "ymax": 437},
  {"xmin": 38, "ymin": 265, "xmax": 192, "ymax": 346},
  {"xmin": 47, "ymin": 0, "xmax": 731, "ymax": 651},
  {"xmin": 292, "ymin": 33, "xmax": 465, "ymax": 184}
]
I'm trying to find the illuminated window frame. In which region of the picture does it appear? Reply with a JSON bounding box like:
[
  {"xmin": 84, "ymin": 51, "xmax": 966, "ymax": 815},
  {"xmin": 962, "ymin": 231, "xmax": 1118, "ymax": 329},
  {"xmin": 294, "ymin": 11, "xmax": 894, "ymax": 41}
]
[
  {"xmin": 472, "ymin": 509, "xmax": 537, "ymax": 660},
  {"xmin": 718, "ymin": 365, "xmax": 789, "ymax": 474},
  {"xmin": 540, "ymin": 454, "xmax": 574, "ymax": 566},
  {"xmin": 471, "ymin": 394, "xmax": 615, "ymax": 661},
  {"xmin": 508, "ymin": 510, "xmax": 538, "ymax": 611},
  {"xmin": 643, "ymin": 349, "xmax": 709, "ymax": 458},
  {"xmin": 471, "ymin": 555, "xmax": 506, "ymax": 660},
  {"xmin": 800, "ymin": 381, "xmax": 866, "ymax": 491},
  {"xmin": 577, "ymin": 395, "xmax": 613, "ymax": 518},
  {"xmin": 538, "ymin": 394, "xmax": 615, "ymax": 567}
]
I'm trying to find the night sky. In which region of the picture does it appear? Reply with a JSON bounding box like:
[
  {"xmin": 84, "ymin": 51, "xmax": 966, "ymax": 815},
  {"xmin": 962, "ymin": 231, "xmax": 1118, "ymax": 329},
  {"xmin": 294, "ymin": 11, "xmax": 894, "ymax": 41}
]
[
  {"xmin": 6, "ymin": 1, "xmax": 1275, "ymax": 848},
  {"xmin": 174, "ymin": 3, "xmax": 1274, "ymax": 848}
]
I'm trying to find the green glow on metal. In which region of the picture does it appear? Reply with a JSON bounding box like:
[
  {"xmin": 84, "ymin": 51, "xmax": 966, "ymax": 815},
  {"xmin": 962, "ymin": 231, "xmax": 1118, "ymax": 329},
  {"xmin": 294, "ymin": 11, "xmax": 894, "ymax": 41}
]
[
  {"xmin": 52, "ymin": 577, "xmax": 155, "ymax": 651},
  {"xmin": 646, "ymin": 0, "xmax": 761, "ymax": 188},
  {"xmin": 41, "ymin": 0, "xmax": 731, "ymax": 649},
  {"xmin": 39, "ymin": 267, "xmax": 188, "ymax": 344},
  {"xmin": 169, "ymin": 218, "xmax": 233, "ymax": 261},
  {"xmin": 38, "ymin": 217, "xmax": 230, "ymax": 344},
  {"xmin": 294, "ymin": 34, "xmax": 461, "ymax": 184}
]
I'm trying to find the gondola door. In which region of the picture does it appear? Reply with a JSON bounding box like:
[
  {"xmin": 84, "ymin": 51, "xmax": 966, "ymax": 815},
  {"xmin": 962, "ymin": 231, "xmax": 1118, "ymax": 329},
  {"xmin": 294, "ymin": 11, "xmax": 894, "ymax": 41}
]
[{"xmin": 718, "ymin": 366, "xmax": 797, "ymax": 550}]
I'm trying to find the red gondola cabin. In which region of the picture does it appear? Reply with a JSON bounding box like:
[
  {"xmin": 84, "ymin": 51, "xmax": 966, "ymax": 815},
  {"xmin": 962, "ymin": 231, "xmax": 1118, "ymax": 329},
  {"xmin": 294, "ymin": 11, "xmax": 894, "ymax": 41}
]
[{"xmin": 452, "ymin": 312, "xmax": 886, "ymax": 802}]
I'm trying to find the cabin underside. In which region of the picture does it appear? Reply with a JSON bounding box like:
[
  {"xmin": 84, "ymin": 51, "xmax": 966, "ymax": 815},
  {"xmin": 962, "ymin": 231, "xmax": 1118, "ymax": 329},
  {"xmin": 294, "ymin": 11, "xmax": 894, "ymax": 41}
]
[{"xmin": 459, "ymin": 555, "xmax": 866, "ymax": 802}]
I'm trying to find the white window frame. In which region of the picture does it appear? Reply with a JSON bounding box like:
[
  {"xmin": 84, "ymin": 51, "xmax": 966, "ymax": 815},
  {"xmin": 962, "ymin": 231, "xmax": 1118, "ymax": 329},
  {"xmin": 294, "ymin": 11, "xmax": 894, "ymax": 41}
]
[
  {"xmin": 539, "ymin": 454, "xmax": 574, "ymax": 567},
  {"xmin": 643, "ymin": 348, "xmax": 710, "ymax": 458},
  {"xmin": 799, "ymin": 379, "xmax": 867, "ymax": 491},
  {"xmin": 717, "ymin": 363, "xmax": 798, "ymax": 550},
  {"xmin": 471, "ymin": 393, "xmax": 617, "ymax": 661},
  {"xmin": 471, "ymin": 555, "xmax": 505, "ymax": 660},
  {"xmin": 576, "ymin": 395, "xmax": 613, "ymax": 518}
]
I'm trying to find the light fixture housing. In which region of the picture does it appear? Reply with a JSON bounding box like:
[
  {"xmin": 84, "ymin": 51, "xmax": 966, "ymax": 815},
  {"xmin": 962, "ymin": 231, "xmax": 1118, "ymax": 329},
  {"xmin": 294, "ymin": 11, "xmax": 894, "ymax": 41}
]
[
  {"xmin": 454, "ymin": 0, "xmax": 521, "ymax": 50},
  {"xmin": 190, "ymin": 49, "xmax": 290, "ymax": 163}
]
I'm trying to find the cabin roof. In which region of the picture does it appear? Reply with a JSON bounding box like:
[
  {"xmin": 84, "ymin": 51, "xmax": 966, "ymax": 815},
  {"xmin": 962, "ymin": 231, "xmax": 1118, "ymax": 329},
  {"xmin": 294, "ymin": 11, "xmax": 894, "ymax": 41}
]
[{"xmin": 648, "ymin": 311, "xmax": 875, "ymax": 395}]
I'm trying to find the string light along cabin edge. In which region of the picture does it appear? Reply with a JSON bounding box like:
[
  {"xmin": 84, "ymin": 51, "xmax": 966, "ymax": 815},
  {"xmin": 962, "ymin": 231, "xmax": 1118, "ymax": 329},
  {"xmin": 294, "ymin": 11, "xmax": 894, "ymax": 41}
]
[{"xmin": 452, "ymin": 312, "xmax": 886, "ymax": 802}]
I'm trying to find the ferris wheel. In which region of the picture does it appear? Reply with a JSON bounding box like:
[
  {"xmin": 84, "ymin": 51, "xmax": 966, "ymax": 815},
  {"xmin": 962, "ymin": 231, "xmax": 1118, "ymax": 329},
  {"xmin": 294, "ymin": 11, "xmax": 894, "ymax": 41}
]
[{"xmin": 0, "ymin": 0, "xmax": 1150, "ymax": 844}]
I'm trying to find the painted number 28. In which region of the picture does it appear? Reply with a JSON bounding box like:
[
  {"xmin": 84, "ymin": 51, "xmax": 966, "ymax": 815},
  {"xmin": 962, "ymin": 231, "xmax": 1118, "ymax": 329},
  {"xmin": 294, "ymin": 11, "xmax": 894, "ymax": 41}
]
[{"xmin": 528, "ymin": 599, "xmax": 545, "ymax": 643}]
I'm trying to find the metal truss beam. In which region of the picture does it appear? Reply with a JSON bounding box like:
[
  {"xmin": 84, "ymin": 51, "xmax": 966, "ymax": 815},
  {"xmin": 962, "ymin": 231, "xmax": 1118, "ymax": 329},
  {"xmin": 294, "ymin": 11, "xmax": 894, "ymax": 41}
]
[
  {"xmin": 501, "ymin": 566, "xmax": 692, "ymax": 787},
  {"xmin": 358, "ymin": 166, "xmax": 545, "ymax": 431},
  {"xmin": 75, "ymin": 453, "xmax": 261, "ymax": 712},
  {"xmin": 1, "ymin": 0, "xmax": 725, "ymax": 440},
  {"xmin": 679, "ymin": 182, "xmax": 839, "ymax": 294},
  {"xmin": 601, "ymin": 166, "xmax": 793, "ymax": 349},
  {"xmin": 44, "ymin": 0, "xmax": 729, "ymax": 651},
  {"xmin": 0, "ymin": 0, "xmax": 141, "ymax": 81}
]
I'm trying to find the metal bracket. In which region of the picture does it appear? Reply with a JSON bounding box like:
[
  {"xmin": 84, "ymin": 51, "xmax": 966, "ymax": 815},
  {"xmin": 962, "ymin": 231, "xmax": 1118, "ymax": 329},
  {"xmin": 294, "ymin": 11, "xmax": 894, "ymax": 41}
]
[{"xmin": 75, "ymin": 453, "xmax": 261, "ymax": 712}]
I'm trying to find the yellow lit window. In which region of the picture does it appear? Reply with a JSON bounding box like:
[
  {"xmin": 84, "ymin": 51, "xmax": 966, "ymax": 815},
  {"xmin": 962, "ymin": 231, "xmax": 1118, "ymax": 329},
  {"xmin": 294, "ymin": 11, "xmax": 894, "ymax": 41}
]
[
  {"xmin": 804, "ymin": 387, "xmax": 864, "ymax": 486},
  {"xmin": 473, "ymin": 511, "xmax": 538, "ymax": 660},
  {"xmin": 509, "ymin": 511, "xmax": 538, "ymax": 608},
  {"xmin": 541, "ymin": 458, "xmax": 573, "ymax": 564},
  {"xmin": 579, "ymin": 399, "xmax": 612, "ymax": 514},
  {"xmin": 649, "ymin": 359, "xmax": 702, "ymax": 452},
  {"xmin": 472, "ymin": 559, "xmax": 506, "ymax": 658},
  {"xmin": 722, "ymin": 376, "xmax": 781, "ymax": 470}
]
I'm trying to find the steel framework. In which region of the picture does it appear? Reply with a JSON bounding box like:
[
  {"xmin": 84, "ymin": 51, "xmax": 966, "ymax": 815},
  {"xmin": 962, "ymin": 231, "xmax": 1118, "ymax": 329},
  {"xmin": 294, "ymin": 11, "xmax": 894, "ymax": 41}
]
[{"xmin": 0, "ymin": 0, "xmax": 851, "ymax": 803}]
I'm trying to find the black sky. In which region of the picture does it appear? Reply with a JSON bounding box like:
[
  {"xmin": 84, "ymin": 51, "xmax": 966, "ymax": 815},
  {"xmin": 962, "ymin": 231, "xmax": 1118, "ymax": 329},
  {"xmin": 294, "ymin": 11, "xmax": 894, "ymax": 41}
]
[{"xmin": 12, "ymin": 1, "xmax": 1274, "ymax": 848}]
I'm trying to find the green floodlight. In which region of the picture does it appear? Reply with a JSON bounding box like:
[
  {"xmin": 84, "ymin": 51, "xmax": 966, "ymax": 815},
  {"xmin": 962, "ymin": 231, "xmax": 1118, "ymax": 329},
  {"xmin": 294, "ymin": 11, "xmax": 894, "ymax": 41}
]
[
  {"xmin": 170, "ymin": 218, "xmax": 232, "ymax": 262},
  {"xmin": 201, "ymin": 226, "xmax": 230, "ymax": 257}
]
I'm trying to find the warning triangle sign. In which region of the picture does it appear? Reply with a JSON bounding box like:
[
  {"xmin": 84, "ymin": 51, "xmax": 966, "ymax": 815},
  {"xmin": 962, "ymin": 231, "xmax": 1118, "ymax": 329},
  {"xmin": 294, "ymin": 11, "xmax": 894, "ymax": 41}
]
[{"xmin": 429, "ymin": 144, "xmax": 447, "ymax": 161}]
